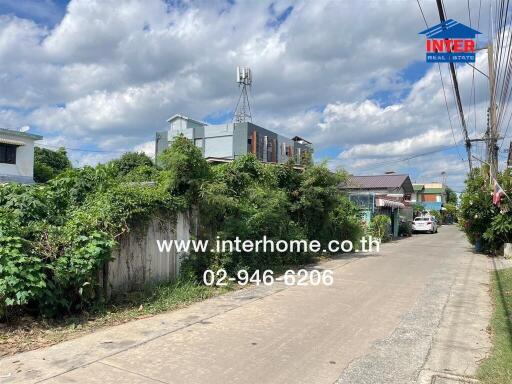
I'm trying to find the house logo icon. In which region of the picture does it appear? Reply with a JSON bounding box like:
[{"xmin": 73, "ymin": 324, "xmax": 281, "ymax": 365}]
[{"xmin": 419, "ymin": 19, "xmax": 481, "ymax": 63}]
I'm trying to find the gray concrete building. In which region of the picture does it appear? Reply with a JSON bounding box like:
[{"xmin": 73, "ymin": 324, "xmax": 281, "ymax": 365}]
[{"xmin": 155, "ymin": 114, "xmax": 312, "ymax": 165}]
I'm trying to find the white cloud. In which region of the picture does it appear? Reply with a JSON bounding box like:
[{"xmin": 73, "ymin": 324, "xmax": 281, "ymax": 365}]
[
  {"xmin": 0, "ymin": 0, "xmax": 496, "ymax": 191},
  {"xmin": 339, "ymin": 129, "xmax": 455, "ymax": 159},
  {"xmin": 134, "ymin": 140, "xmax": 155, "ymax": 160}
]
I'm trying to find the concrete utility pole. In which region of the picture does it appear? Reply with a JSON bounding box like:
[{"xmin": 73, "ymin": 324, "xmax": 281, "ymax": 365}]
[{"xmin": 487, "ymin": 42, "xmax": 499, "ymax": 182}]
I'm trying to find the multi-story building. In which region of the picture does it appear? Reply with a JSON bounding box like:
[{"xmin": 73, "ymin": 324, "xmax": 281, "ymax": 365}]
[
  {"xmin": 155, "ymin": 114, "xmax": 312, "ymax": 165},
  {"xmin": 412, "ymin": 182, "xmax": 447, "ymax": 211},
  {"xmin": 0, "ymin": 128, "xmax": 42, "ymax": 184}
]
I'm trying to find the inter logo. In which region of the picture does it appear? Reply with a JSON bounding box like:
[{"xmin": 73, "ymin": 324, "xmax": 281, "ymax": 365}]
[{"xmin": 419, "ymin": 19, "xmax": 481, "ymax": 63}]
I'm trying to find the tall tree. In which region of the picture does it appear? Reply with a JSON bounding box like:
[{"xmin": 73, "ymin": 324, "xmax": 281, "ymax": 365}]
[
  {"xmin": 445, "ymin": 187, "xmax": 458, "ymax": 205},
  {"xmin": 111, "ymin": 152, "xmax": 154, "ymax": 176},
  {"xmin": 34, "ymin": 147, "xmax": 72, "ymax": 183}
]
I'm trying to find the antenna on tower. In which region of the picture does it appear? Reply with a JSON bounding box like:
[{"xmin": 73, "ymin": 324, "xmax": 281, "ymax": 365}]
[{"xmin": 233, "ymin": 66, "xmax": 252, "ymax": 123}]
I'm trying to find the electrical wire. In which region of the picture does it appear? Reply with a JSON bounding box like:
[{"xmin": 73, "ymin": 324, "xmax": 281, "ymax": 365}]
[
  {"xmin": 438, "ymin": 63, "xmax": 466, "ymax": 162},
  {"xmin": 360, "ymin": 144, "xmax": 464, "ymax": 173},
  {"xmin": 37, "ymin": 144, "xmax": 128, "ymax": 154},
  {"xmin": 416, "ymin": 0, "xmax": 466, "ymax": 166}
]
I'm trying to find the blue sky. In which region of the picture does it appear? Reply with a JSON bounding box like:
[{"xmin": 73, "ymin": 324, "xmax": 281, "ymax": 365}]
[
  {"xmin": 0, "ymin": 0, "xmax": 499, "ymax": 191},
  {"xmin": 0, "ymin": 0, "xmax": 69, "ymax": 26}
]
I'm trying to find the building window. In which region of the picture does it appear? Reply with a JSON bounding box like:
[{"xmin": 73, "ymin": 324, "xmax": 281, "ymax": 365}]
[
  {"xmin": 267, "ymin": 138, "xmax": 273, "ymax": 162},
  {"xmin": 0, "ymin": 144, "xmax": 17, "ymax": 164}
]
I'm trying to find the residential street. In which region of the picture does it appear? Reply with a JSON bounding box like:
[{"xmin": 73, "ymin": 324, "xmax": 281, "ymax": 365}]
[{"xmin": 1, "ymin": 226, "xmax": 491, "ymax": 384}]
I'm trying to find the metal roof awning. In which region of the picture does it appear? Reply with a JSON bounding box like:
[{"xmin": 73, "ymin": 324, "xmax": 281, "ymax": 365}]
[
  {"xmin": 0, "ymin": 138, "xmax": 25, "ymax": 146},
  {"xmin": 376, "ymin": 198, "xmax": 405, "ymax": 209}
]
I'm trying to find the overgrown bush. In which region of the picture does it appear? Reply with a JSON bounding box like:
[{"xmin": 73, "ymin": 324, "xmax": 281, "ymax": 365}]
[
  {"xmin": 1, "ymin": 135, "xmax": 364, "ymax": 318},
  {"xmin": 191, "ymin": 154, "xmax": 364, "ymax": 277},
  {"xmin": 428, "ymin": 210, "xmax": 441, "ymax": 225},
  {"xmin": 34, "ymin": 147, "xmax": 72, "ymax": 183},
  {"xmin": 110, "ymin": 152, "xmax": 154, "ymax": 177},
  {"xmin": 0, "ymin": 213, "xmax": 46, "ymax": 317},
  {"xmin": 442, "ymin": 203, "xmax": 457, "ymax": 223},
  {"xmin": 459, "ymin": 167, "xmax": 512, "ymax": 253},
  {"xmin": 398, "ymin": 219, "xmax": 412, "ymax": 237},
  {"xmin": 370, "ymin": 214, "xmax": 391, "ymax": 242},
  {"xmin": 158, "ymin": 135, "xmax": 210, "ymax": 203},
  {"xmin": 0, "ymin": 154, "xmax": 185, "ymax": 317}
]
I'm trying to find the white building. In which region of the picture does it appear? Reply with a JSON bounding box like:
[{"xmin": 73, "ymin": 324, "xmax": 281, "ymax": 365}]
[{"xmin": 0, "ymin": 128, "xmax": 42, "ymax": 184}]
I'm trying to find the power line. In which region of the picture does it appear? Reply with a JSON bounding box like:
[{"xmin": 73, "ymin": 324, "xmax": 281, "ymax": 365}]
[
  {"xmin": 416, "ymin": 0, "xmax": 428, "ymax": 27},
  {"xmin": 37, "ymin": 144, "xmax": 127, "ymax": 154},
  {"xmin": 416, "ymin": 0, "xmax": 467, "ymax": 167},
  {"xmin": 362, "ymin": 144, "xmax": 464, "ymax": 172},
  {"xmin": 438, "ymin": 63, "xmax": 466, "ymax": 163},
  {"xmin": 436, "ymin": 0, "xmax": 473, "ymax": 172}
]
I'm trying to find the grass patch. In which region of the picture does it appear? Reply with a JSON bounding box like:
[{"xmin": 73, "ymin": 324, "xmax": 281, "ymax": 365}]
[
  {"xmin": 478, "ymin": 267, "xmax": 512, "ymax": 384},
  {"xmin": 0, "ymin": 279, "xmax": 234, "ymax": 357}
]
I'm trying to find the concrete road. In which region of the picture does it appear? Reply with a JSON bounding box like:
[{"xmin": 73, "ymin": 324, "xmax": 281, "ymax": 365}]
[{"xmin": 0, "ymin": 226, "xmax": 491, "ymax": 384}]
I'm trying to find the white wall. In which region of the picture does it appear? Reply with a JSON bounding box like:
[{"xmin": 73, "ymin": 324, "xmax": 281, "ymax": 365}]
[
  {"xmin": 0, "ymin": 134, "xmax": 36, "ymax": 178},
  {"xmin": 203, "ymin": 124, "xmax": 234, "ymax": 158},
  {"xmin": 169, "ymin": 117, "xmax": 193, "ymax": 139}
]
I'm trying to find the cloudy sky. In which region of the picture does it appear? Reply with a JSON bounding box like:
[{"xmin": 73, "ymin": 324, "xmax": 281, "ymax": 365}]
[{"xmin": 0, "ymin": 0, "xmax": 504, "ymax": 191}]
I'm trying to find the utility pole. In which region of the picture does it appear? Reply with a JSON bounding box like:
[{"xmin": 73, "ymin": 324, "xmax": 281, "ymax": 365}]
[
  {"xmin": 487, "ymin": 42, "xmax": 499, "ymax": 182},
  {"xmin": 435, "ymin": 0, "xmax": 473, "ymax": 172}
]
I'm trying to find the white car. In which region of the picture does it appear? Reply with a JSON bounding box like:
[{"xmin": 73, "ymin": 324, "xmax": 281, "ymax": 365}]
[{"xmin": 412, "ymin": 216, "xmax": 438, "ymax": 234}]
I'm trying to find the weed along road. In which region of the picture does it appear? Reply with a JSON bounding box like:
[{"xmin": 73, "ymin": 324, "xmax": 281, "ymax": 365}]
[{"xmin": 1, "ymin": 226, "xmax": 491, "ymax": 384}]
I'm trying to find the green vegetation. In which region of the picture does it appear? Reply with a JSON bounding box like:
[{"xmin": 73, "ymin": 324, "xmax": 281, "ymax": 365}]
[
  {"xmin": 188, "ymin": 152, "xmax": 364, "ymax": 276},
  {"xmin": 442, "ymin": 202, "xmax": 457, "ymax": 223},
  {"xmin": 446, "ymin": 186, "xmax": 458, "ymax": 205},
  {"xmin": 428, "ymin": 209, "xmax": 441, "ymax": 225},
  {"xmin": 0, "ymin": 155, "xmax": 182, "ymax": 318},
  {"xmin": 412, "ymin": 203, "xmax": 424, "ymax": 216},
  {"xmin": 459, "ymin": 167, "xmax": 512, "ymax": 253},
  {"xmin": 398, "ymin": 219, "xmax": 412, "ymax": 237},
  {"xmin": 110, "ymin": 151, "xmax": 154, "ymax": 177},
  {"xmin": 478, "ymin": 267, "xmax": 512, "ymax": 384},
  {"xmin": 370, "ymin": 214, "xmax": 391, "ymax": 242},
  {"xmin": 34, "ymin": 147, "xmax": 72, "ymax": 183},
  {"xmin": 0, "ymin": 134, "xmax": 364, "ymax": 321}
]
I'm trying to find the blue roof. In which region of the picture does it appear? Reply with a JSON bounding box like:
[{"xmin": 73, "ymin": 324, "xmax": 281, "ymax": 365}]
[{"xmin": 419, "ymin": 19, "xmax": 481, "ymax": 39}]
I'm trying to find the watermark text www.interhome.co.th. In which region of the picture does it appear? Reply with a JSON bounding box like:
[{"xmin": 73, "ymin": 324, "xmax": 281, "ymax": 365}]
[{"xmin": 156, "ymin": 235, "xmax": 381, "ymax": 254}]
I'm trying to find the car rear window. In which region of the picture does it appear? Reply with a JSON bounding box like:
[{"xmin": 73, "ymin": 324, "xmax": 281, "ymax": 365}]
[{"xmin": 414, "ymin": 218, "xmax": 429, "ymax": 221}]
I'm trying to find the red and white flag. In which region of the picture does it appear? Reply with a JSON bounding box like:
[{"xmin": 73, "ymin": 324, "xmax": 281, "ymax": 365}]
[{"xmin": 493, "ymin": 179, "xmax": 506, "ymax": 206}]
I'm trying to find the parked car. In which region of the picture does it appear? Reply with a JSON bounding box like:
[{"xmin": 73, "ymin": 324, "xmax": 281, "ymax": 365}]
[{"xmin": 412, "ymin": 216, "xmax": 438, "ymax": 234}]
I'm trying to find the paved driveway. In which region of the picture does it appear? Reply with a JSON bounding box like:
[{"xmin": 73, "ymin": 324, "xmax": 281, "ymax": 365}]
[{"xmin": 1, "ymin": 226, "xmax": 491, "ymax": 384}]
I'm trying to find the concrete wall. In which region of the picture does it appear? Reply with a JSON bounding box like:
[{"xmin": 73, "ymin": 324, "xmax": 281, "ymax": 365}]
[
  {"xmin": 0, "ymin": 134, "xmax": 36, "ymax": 179},
  {"xmin": 169, "ymin": 117, "xmax": 193, "ymax": 140},
  {"xmin": 233, "ymin": 122, "xmax": 249, "ymax": 159},
  {"xmin": 103, "ymin": 211, "xmax": 195, "ymax": 297},
  {"xmin": 203, "ymin": 123, "xmax": 235, "ymax": 158}
]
